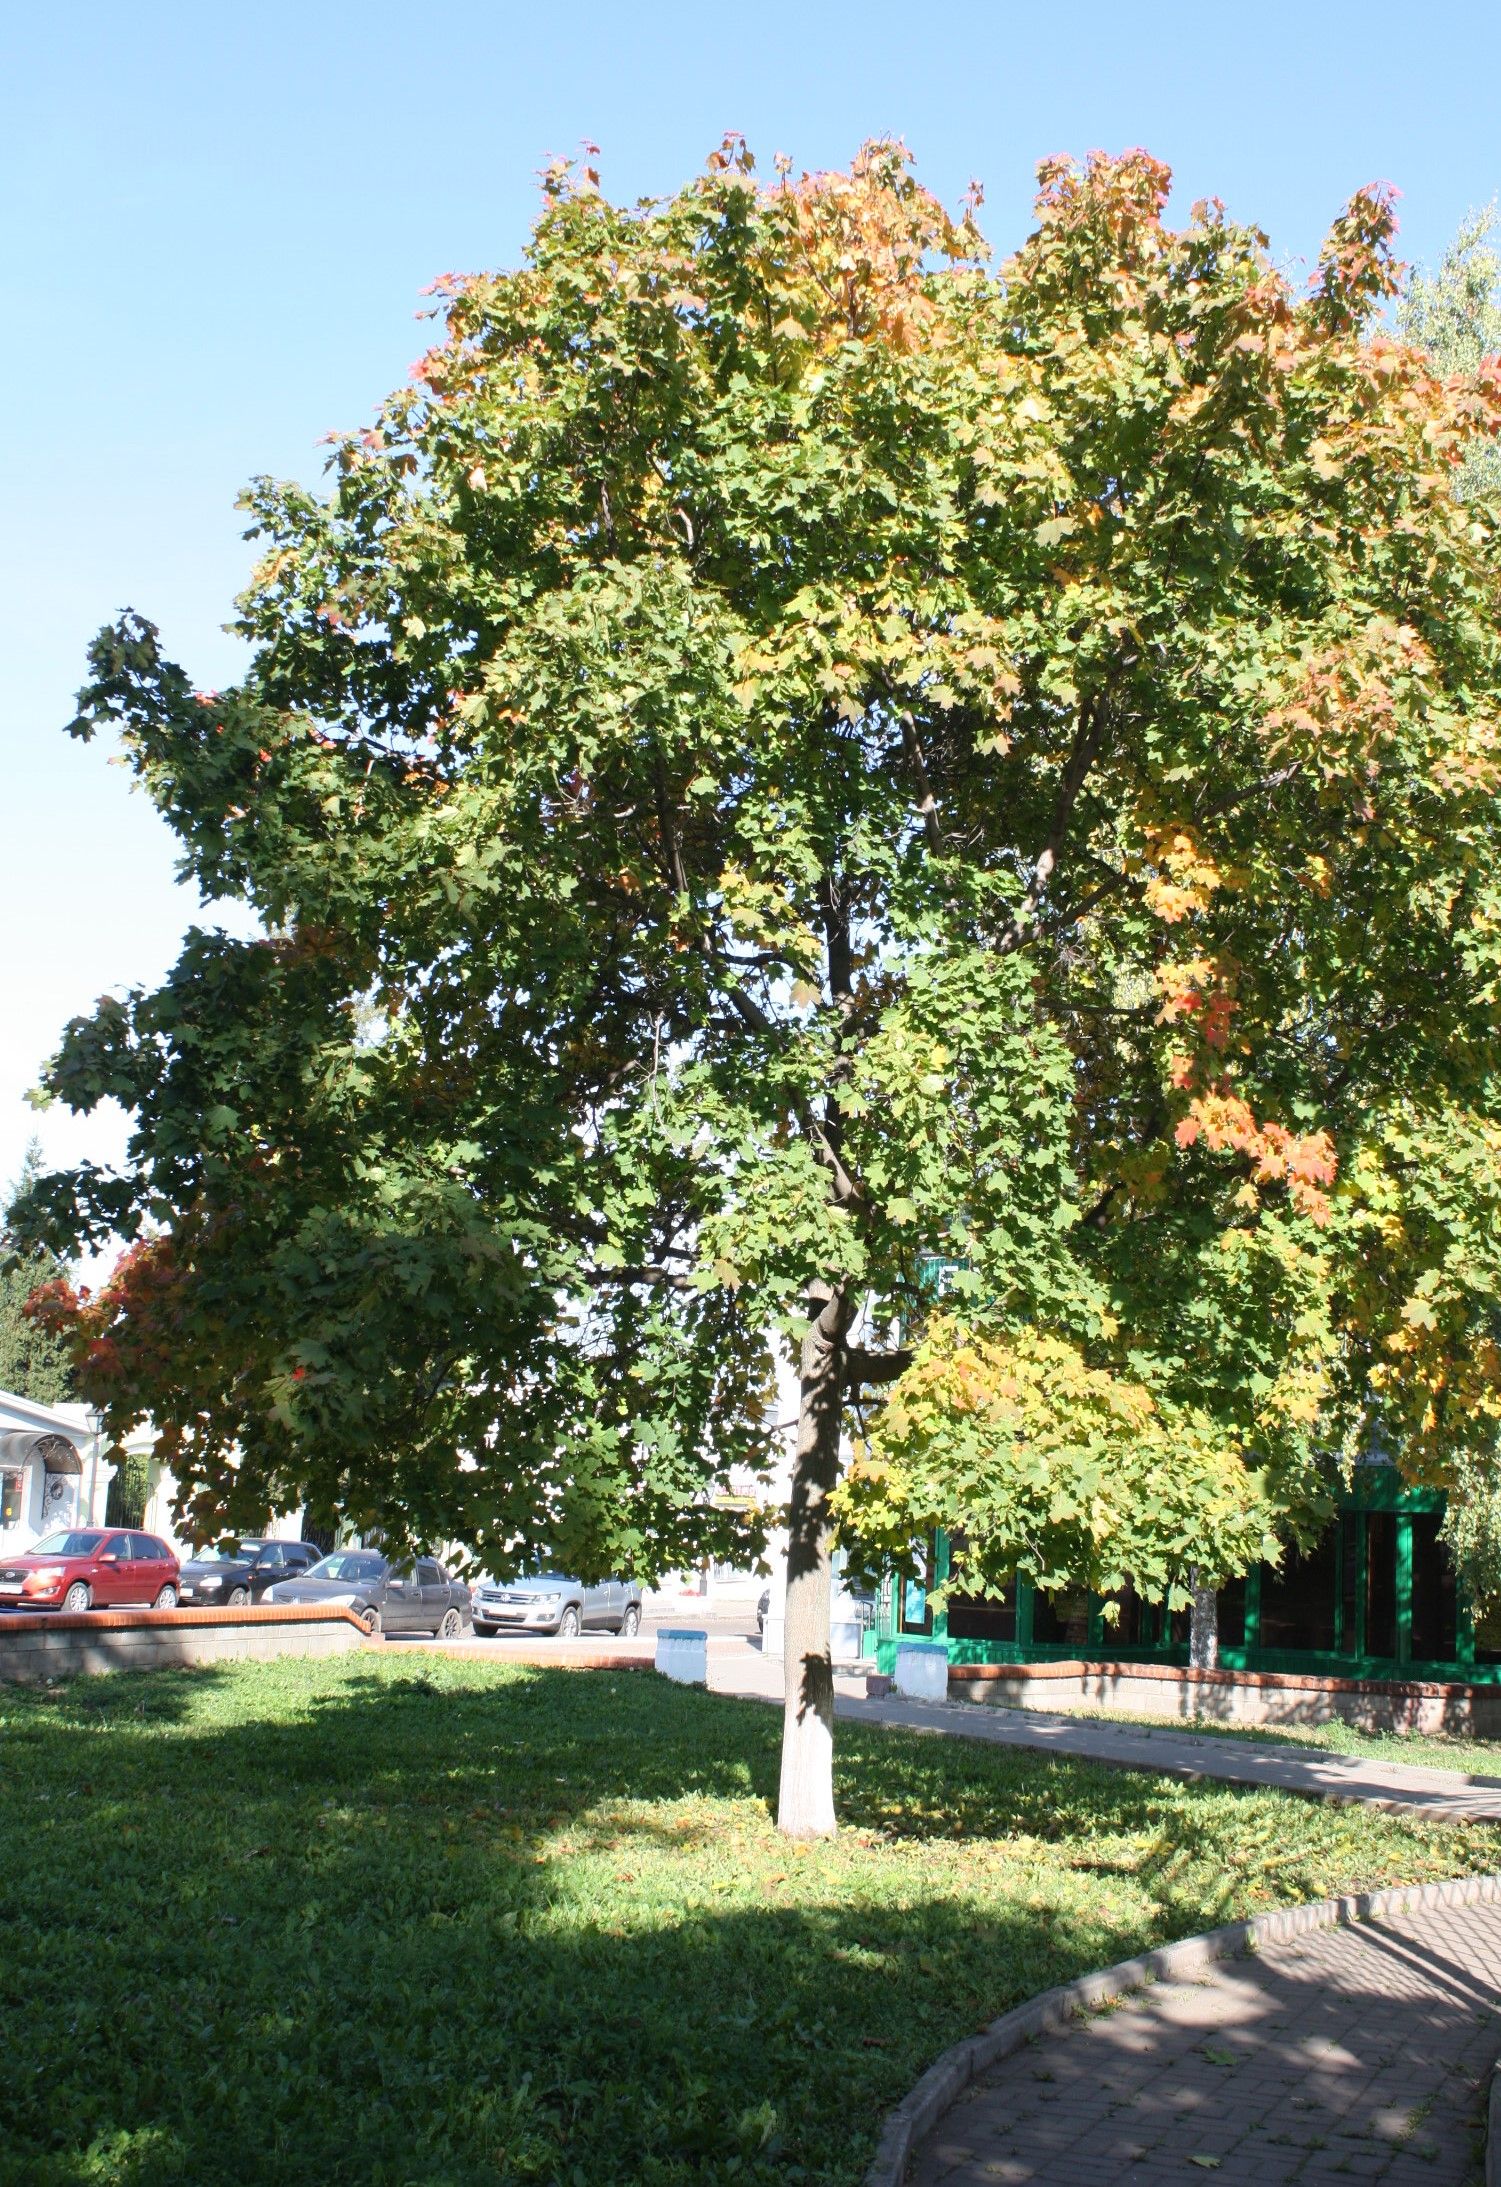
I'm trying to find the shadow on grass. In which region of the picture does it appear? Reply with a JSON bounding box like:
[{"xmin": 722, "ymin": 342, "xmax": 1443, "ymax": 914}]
[{"xmin": 0, "ymin": 1657, "xmax": 1491, "ymax": 2187}]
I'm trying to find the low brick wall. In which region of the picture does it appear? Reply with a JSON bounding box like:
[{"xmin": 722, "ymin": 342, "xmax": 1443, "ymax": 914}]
[
  {"xmin": 950, "ymin": 1657, "xmax": 1501, "ymax": 1737},
  {"xmin": 0, "ymin": 1603, "xmax": 369, "ymax": 1684}
]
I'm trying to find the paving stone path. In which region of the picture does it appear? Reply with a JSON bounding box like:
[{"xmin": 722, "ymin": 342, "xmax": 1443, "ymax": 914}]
[
  {"xmin": 699, "ymin": 1657, "xmax": 1501, "ymax": 2179},
  {"xmin": 909, "ymin": 1896, "xmax": 1501, "ymax": 2185}
]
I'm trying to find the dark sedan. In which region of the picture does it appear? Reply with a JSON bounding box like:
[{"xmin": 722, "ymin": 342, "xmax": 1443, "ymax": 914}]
[
  {"xmin": 178, "ymin": 1538, "xmax": 325, "ymax": 1607},
  {"xmin": 265, "ymin": 1550, "xmax": 473, "ymax": 1639}
]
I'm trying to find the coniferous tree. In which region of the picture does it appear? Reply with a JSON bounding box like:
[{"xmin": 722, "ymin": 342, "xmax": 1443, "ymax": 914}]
[{"xmin": 0, "ymin": 1141, "xmax": 75, "ymax": 1403}]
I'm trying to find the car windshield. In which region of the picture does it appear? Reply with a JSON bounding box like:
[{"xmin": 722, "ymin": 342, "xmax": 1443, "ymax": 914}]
[
  {"xmin": 192, "ymin": 1542, "xmax": 263, "ymax": 1563},
  {"xmin": 27, "ymin": 1531, "xmax": 104, "ymax": 1558},
  {"xmin": 306, "ymin": 1552, "xmax": 385, "ymax": 1583}
]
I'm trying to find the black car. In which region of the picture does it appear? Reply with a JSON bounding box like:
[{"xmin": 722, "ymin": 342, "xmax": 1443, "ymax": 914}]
[
  {"xmin": 178, "ymin": 1538, "xmax": 325, "ymax": 1608},
  {"xmin": 265, "ymin": 1549, "xmax": 474, "ymax": 1639}
]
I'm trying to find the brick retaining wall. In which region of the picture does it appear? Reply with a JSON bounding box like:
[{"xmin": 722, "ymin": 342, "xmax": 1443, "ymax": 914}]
[
  {"xmin": 950, "ymin": 1657, "xmax": 1501, "ymax": 1736},
  {"xmin": 0, "ymin": 1602, "xmax": 370, "ymax": 1683}
]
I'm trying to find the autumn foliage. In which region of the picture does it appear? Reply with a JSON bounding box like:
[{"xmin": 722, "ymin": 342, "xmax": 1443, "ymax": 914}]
[{"xmin": 17, "ymin": 137, "xmax": 1501, "ymax": 1637}]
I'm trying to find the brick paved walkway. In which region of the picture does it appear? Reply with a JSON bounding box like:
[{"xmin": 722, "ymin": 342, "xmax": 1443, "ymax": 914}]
[{"xmin": 909, "ymin": 1897, "xmax": 1501, "ymax": 2186}]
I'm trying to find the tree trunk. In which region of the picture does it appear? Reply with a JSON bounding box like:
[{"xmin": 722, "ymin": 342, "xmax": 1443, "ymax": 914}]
[
  {"xmin": 1189, "ymin": 1572, "xmax": 1218, "ymax": 1670},
  {"xmin": 777, "ymin": 1283, "xmax": 849, "ymax": 1838}
]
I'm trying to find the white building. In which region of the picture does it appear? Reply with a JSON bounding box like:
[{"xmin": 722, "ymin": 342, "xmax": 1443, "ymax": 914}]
[{"xmin": 0, "ymin": 1388, "xmax": 117, "ymax": 1549}]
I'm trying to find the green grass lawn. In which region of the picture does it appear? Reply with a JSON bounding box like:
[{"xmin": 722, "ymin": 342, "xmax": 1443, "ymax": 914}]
[{"xmin": 2, "ymin": 1654, "xmax": 1497, "ymax": 2187}]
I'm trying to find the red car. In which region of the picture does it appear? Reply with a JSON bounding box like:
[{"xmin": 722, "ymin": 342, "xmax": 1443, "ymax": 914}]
[{"xmin": 0, "ymin": 1528, "xmax": 180, "ymax": 1613}]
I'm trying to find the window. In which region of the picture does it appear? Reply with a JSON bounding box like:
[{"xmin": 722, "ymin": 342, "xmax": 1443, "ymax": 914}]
[
  {"xmin": 103, "ymin": 1535, "xmax": 133, "ymax": 1562},
  {"xmin": 307, "ymin": 1552, "xmax": 386, "ymax": 1583},
  {"xmin": 899, "ymin": 1551, "xmax": 932, "ymax": 1636},
  {"xmin": 1259, "ymin": 1529, "xmax": 1339, "ymax": 1653},
  {"xmin": 1409, "ymin": 1513, "xmax": 1457, "ymax": 1664},
  {"xmin": 254, "ymin": 1544, "xmax": 286, "ymax": 1569},
  {"xmin": 0, "ymin": 1471, "xmax": 21, "ymax": 1530},
  {"xmin": 416, "ymin": 1560, "xmax": 443, "ymax": 1587},
  {"xmin": 946, "ymin": 1579, "xmax": 1017, "ymax": 1643},
  {"xmin": 1218, "ymin": 1573, "xmax": 1246, "ymax": 1650},
  {"xmin": 1030, "ymin": 1588, "xmax": 1091, "ymax": 1647},
  {"xmin": 129, "ymin": 1534, "xmax": 163, "ymax": 1562}
]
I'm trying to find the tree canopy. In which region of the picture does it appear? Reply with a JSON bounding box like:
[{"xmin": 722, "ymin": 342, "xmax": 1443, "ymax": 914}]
[
  {"xmin": 19, "ymin": 139, "xmax": 1501, "ymax": 1831},
  {"xmin": 1, "ymin": 1141, "xmax": 75, "ymax": 1405}
]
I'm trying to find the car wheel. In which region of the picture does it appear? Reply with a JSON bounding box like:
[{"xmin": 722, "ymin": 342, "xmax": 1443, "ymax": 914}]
[
  {"xmin": 153, "ymin": 1585, "xmax": 178, "ymax": 1609},
  {"xmin": 557, "ymin": 1605, "xmax": 581, "ymax": 1639},
  {"xmin": 438, "ymin": 1608, "xmax": 462, "ymax": 1640},
  {"xmin": 620, "ymin": 1603, "xmax": 641, "ymax": 1638},
  {"xmin": 472, "ymin": 1622, "xmax": 496, "ymax": 1638},
  {"xmin": 359, "ymin": 1603, "xmax": 383, "ymax": 1637},
  {"xmin": 62, "ymin": 1581, "xmax": 91, "ymax": 1613},
  {"xmin": 228, "ymin": 1586, "xmax": 250, "ymax": 1607}
]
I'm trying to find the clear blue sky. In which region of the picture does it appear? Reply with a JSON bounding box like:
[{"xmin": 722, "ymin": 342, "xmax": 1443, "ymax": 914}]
[{"xmin": 4, "ymin": 0, "xmax": 1499, "ymax": 1220}]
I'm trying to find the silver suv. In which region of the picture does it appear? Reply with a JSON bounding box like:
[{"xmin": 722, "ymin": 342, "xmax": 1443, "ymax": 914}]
[{"xmin": 470, "ymin": 1573, "xmax": 644, "ymax": 1639}]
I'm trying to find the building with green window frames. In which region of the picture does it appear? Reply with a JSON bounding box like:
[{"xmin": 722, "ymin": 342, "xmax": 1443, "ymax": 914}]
[{"xmin": 873, "ymin": 1465, "xmax": 1501, "ymax": 1685}]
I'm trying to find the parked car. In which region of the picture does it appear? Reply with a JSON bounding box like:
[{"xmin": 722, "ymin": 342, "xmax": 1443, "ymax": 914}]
[
  {"xmin": 470, "ymin": 1573, "xmax": 644, "ymax": 1638},
  {"xmin": 264, "ymin": 1549, "xmax": 473, "ymax": 1639},
  {"xmin": 0, "ymin": 1529, "xmax": 180, "ymax": 1613},
  {"xmin": 178, "ymin": 1538, "xmax": 325, "ymax": 1606}
]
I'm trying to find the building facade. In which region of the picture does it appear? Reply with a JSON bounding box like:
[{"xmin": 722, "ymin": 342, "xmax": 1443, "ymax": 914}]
[
  {"xmin": 0, "ymin": 1388, "xmax": 114, "ymax": 1549},
  {"xmin": 874, "ymin": 1466, "xmax": 1498, "ymax": 1685}
]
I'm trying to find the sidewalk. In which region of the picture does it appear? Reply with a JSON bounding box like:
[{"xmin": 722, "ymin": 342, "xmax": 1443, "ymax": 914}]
[
  {"xmin": 910, "ymin": 1891, "xmax": 1501, "ymax": 2184},
  {"xmin": 707, "ymin": 1648, "xmax": 1501, "ymax": 1825}
]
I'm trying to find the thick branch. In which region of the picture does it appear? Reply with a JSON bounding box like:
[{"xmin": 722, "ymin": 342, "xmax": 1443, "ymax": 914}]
[
  {"xmin": 843, "ymin": 1345, "xmax": 912, "ymax": 1388},
  {"xmin": 995, "ymin": 692, "xmax": 1110, "ymax": 951},
  {"xmin": 900, "ymin": 717, "xmax": 946, "ymax": 854}
]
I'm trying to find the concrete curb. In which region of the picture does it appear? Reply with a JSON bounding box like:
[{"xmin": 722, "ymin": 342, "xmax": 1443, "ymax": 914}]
[{"xmin": 864, "ymin": 1870, "xmax": 1501, "ymax": 2187}]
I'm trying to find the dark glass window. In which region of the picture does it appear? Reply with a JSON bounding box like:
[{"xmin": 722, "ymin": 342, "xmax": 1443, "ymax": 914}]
[
  {"xmin": 1259, "ymin": 1529, "xmax": 1338, "ymax": 1653},
  {"xmin": 946, "ymin": 1578, "xmax": 1017, "ymax": 1642},
  {"xmin": 1409, "ymin": 1513, "xmax": 1457, "ymax": 1664},
  {"xmin": 417, "ymin": 1560, "xmax": 443, "ymax": 1587},
  {"xmin": 1218, "ymin": 1573, "xmax": 1246, "ymax": 1650},
  {"xmin": 1101, "ymin": 1581, "xmax": 1164, "ymax": 1648},
  {"xmin": 1030, "ymin": 1587, "xmax": 1091, "ymax": 1647},
  {"xmin": 1365, "ymin": 1511, "xmax": 1398, "ymax": 1660}
]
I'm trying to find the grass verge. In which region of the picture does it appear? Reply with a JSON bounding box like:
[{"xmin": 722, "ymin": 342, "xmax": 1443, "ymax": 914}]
[
  {"xmin": 953, "ymin": 1696, "xmax": 1501, "ymax": 1781},
  {"xmin": 1, "ymin": 1652, "xmax": 1495, "ymax": 2186}
]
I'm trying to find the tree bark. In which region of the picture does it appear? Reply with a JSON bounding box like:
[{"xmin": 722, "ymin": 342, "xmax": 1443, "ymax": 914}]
[
  {"xmin": 1189, "ymin": 1572, "xmax": 1218, "ymax": 1670},
  {"xmin": 777, "ymin": 1281, "xmax": 849, "ymax": 1838}
]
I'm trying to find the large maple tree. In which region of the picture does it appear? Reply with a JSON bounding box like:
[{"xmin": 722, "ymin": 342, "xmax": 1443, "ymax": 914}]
[{"xmin": 20, "ymin": 141, "xmax": 1501, "ymax": 1833}]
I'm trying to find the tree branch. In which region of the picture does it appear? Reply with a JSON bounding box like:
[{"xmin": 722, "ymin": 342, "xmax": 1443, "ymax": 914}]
[{"xmin": 843, "ymin": 1344, "xmax": 912, "ymax": 1388}]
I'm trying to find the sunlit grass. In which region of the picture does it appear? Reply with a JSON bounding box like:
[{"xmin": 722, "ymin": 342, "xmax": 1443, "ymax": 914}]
[
  {"xmin": 1, "ymin": 1653, "xmax": 1494, "ymax": 2185},
  {"xmin": 960, "ymin": 1694, "xmax": 1501, "ymax": 1780}
]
